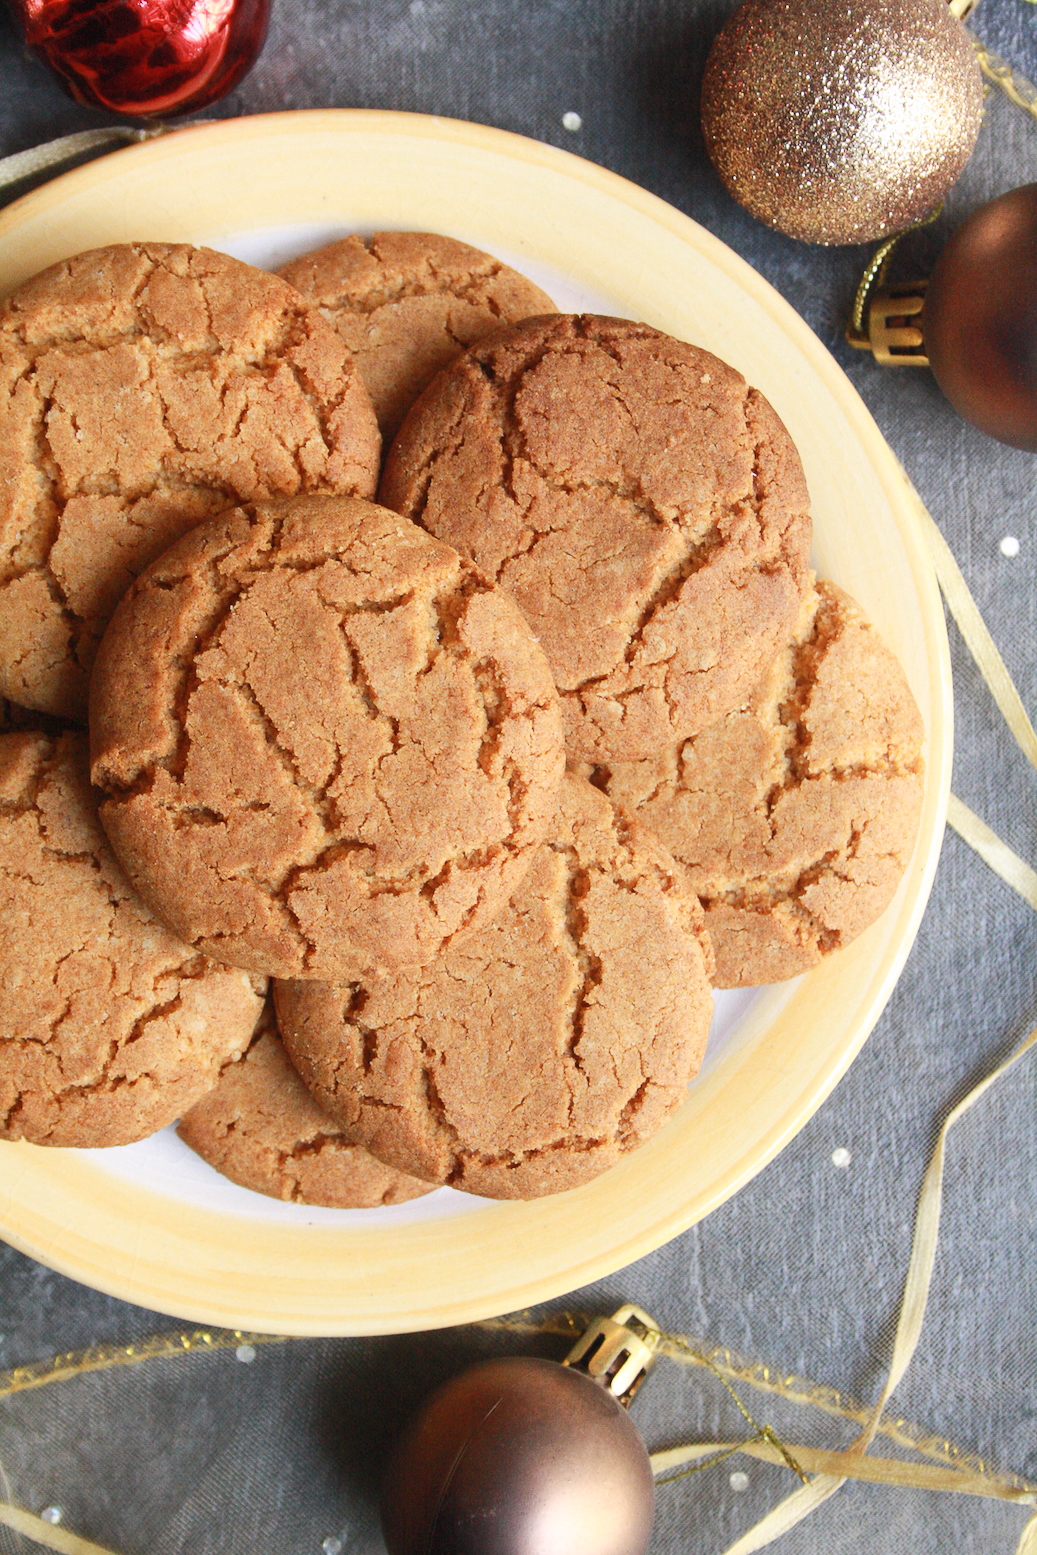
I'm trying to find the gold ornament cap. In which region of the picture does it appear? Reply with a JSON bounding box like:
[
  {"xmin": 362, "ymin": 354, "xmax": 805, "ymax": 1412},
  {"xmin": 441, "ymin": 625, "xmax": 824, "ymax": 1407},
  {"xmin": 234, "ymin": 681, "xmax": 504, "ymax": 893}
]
[
  {"xmin": 563, "ymin": 1303, "xmax": 660, "ymax": 1406},
  {"xmin": 701, "ymin": 0, "xmax": 985, "ymax": 245}
]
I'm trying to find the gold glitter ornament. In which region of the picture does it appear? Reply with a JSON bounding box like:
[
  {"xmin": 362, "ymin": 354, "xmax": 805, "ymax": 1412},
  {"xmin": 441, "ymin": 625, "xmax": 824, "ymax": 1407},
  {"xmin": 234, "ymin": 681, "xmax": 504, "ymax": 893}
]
[{"xmin": 701, "ymin": 0, "xmax": 985, "ymax": 245}]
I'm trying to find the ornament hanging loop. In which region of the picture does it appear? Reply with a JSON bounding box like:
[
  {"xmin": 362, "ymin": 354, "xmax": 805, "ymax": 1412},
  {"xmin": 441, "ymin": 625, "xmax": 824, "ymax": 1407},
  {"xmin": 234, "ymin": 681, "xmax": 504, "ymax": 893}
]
[
  {"xmin": 563, "ymin": 1303, "xmax": 660, "ymax": 1406},
  {"xmin": 846, "ymin": 208, "xmax": 942, "ymax": 364},
  {"xmin": 947, "ymin": 0, "xmax": 980, "ymax": 19}
]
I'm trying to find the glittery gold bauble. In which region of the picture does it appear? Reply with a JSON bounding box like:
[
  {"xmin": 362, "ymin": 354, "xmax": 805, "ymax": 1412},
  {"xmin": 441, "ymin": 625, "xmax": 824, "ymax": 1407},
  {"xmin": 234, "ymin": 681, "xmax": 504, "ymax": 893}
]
[{"xmin": 701, "ymin": 0, "xmax": 985, "ymax": 245}]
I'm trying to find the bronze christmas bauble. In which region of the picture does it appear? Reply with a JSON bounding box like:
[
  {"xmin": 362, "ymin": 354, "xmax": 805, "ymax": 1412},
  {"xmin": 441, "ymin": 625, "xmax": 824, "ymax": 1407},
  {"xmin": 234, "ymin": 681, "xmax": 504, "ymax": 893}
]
[
  {"xmin": 381, "ymin": 1356, "xmax": 655, "ymax": 1555},
  {"xmin": 921, "ymin": 184, "xmax": 1037, "ymax": 450},
  {"xmin": 701, "ymin": 0, "xmax": 985, "ymax": 245}
]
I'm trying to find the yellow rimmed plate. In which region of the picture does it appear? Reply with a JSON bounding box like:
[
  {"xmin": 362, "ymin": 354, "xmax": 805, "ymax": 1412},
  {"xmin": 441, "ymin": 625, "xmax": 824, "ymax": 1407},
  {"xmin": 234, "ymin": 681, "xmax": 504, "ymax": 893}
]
[{"xmin": 0, "ymin": 111, "xmax": 952, "ymax": 1336}]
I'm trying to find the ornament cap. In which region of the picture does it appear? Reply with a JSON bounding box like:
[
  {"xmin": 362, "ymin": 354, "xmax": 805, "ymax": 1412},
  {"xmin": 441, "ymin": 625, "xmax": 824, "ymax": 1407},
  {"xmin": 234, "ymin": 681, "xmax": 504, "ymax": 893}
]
[
  {"xmin": 563, "ymin": 1304, "xmax": 660, "ymax": 1406},
  {"xmin": 847, "ymin": 280, "xmax": 931, "ymax": 366}
]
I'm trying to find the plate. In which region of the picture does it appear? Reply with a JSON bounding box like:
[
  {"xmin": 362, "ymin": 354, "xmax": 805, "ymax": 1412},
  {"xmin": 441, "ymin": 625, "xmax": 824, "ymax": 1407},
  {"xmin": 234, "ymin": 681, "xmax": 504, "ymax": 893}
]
[{"xmin": 0, "ymin": 111, "xmax": 952, "ymax": 1336}]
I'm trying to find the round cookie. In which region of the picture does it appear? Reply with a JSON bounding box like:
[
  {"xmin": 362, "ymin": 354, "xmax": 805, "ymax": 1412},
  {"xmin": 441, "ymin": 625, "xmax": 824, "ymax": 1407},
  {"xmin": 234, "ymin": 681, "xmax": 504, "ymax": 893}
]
[
  {"xmin": 0, "ymin": 242, "xmax": 381, "ymax": 721},
  {"xmin": 588, "ymin": 582, "xmax": 925, "ymax": 987},
  {"xmin": 279, "ymin": 231, "xmax": 557, "ymax": 443},
  {"xmin": 0, "ymin": 730, "xmax": 265, "ymax": 1148},
  {"xmin": 274, "ymin": 772, "xmax": 715, "ymax": 1200},
  {"xmin": 178, "ymin": 1001, "xmax": 433, "ymax": 1207},
  {"xmin": 379, "ymin": 312, "xmax": 813, "ymax": 761},
  {"xmin": 89, "ymin": 494, "xmax": 565, "ymax": 982}
]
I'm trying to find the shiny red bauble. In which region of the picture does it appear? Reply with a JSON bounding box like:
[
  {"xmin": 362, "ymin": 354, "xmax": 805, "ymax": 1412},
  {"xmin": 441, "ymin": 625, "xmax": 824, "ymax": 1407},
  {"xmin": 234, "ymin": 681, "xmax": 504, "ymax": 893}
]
[
  {"xmin": 8, "ymin": 0, "xmax": 270, "ymax": 117},
  {"xmin": 922, "ymin": 184, "xmax": 1037, "ymax": 451}
]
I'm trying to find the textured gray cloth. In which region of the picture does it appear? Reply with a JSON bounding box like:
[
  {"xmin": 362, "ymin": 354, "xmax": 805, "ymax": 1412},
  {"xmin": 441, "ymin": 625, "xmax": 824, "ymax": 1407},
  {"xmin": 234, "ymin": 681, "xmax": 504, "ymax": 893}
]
[{"xmin": 1, "ymin": 1, "xmax": 1035, "ymax": 1551}]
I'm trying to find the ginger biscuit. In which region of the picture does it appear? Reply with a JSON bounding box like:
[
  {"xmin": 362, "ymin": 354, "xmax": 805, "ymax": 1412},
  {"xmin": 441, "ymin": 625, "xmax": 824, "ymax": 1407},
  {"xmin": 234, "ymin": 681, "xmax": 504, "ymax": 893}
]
[
  {"xmin": 279, "ymin": 230, "xmax": 557, "ymax": 443},
  {"xmin": 178, "ymin": 1000, "xmax": 433, "ymax": 1207},
  {"xmin": 0, "ymin": 242, "xmax": 380, "ymax": 721},
  {"xmin": 589, "ymin": 582, "xmax": 925, "ymax": 987},
  {"xmin": 89, "ymin": 494, "xmax": 565, "ymax": 982},
  {"xmin": 379, "ymin": 313, "xmax": 813, "ymax": 761},
  {"xmin": 0, "ymin": 731, "xmax": 265, "ymax": 1149},
  {"xmin": 274, "ymin": 772, "xmax": 715, "ymax": 1200}
]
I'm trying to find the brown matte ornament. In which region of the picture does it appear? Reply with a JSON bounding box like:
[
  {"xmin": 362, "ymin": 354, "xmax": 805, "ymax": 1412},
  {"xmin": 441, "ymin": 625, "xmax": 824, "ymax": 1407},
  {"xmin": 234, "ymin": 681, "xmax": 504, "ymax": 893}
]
[
  {"xmin": 381, "ymin": 1309, "xmax": 658, "ymax": 1555},
  {"xmin": 921, "ymin": 183, "xmax": 1037, "ymax": 450},
  {"xmin": 701, "ymin": 0, "xmax": 985, "ymax": 245}
]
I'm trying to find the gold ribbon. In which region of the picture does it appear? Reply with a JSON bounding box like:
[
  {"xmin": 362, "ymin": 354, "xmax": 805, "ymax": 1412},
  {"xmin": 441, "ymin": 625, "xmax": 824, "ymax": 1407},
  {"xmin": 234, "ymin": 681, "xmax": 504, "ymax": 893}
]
[
  {"xmin": 0, "ymin": 128, "xmax": 165, "ymax": 196},
  {"xmin": 0, "ymin": 1504, "xmax": 122, "ymax": 1555},
  {"xmin": 0, "ymin": 1328, "xmax": 285, "ymax": 1400}
]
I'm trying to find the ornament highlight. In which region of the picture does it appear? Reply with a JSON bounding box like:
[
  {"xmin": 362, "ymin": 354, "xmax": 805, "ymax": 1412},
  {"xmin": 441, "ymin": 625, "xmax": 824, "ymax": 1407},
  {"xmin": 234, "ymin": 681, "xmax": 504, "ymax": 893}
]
[
  {"xmin": 381, "ymin": 1306, "xmax": 658, "ymax": 1555},
  {"xmin": 700, "ymin": 0, "xmax": 985, "ymax": 245},
  {"xmin": 8, "ymin": 0, "xmax": 271, "ymax": 118}
]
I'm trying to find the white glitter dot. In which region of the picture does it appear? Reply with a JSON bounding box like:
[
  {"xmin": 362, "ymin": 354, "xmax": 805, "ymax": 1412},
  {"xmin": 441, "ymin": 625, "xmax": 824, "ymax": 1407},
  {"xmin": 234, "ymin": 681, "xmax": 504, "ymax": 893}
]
[
  {"xmin": 1000, "ymin": 535, "xmax": 1020, "ymax": 557},
  {"xmin": 831, "ymin": 1146, "xmax": 851, "ymax": 1169},
  {"xmin": 561, "ymin": 111, "xmax": 583, "ymax": 133},
  {"xmin": 235, "ymin": 1343, "xmax": 256, "ymax": 1364},
  {"xmin": 323, "ymin": 1539, "xmax": 344, "ymax": 1555},
  {"xmin": 729, "ymin": 1471, "xmax": 749, "ymax": 1492},
  {"xmin": 40, "ymin": 1507, "xmax": 63, "ymax": 1525}
]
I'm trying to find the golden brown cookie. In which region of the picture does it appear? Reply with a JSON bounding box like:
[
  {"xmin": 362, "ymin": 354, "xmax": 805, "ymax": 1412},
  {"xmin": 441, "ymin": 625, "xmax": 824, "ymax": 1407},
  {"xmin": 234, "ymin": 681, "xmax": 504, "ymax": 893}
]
[
  {"xmin": 177, "ymin": 1000, "xmax": 433, "ymax": 1207},
  {"xmin": 0, "ymin": 731, "xmax": 265, "ymax": 1148},
  {"xmin": 89, "ymin": 494, "xmax": 565, "ymax": 982},
  {"xmin": 379, "ymin": 313, "xmax": 813, "ymax": 761},
  {"xmin": 0, "ymin": 242, "xmax": 381, "ymax": 721},
  {"xmin": 588, "ymin": 582, "xmax": 925, "ymax": 987},
  {"xmin": 279, "ymin": 231, "xmax": 557, "ymax": 443},
  {"xmin": 274, "ymin": 772, "xmax": 715, "ymax": 1200}
]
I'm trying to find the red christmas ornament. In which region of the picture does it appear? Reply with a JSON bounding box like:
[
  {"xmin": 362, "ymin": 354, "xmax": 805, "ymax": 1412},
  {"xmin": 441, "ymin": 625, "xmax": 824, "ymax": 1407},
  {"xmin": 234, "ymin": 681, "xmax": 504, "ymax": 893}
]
[
  {"xmin": 8, "ymin": 0, "xmax": 270, "ymax": 118},
  {"xmin": 381, "ymin": 1307, "xmax": 659, "ymax": 1555}
]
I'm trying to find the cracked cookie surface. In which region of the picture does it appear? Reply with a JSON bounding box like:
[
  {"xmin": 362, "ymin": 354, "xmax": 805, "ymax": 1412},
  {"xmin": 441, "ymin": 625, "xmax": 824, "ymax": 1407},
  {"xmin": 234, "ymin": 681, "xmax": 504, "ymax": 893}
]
[
  {"xmin": 279, "ymin": 231, "xmax": 557, "ymax": 443},
  {"xmin": 379, "ymin": 313, "xmax": 813, "ymax": 760},
  {"xmin": 178, "ymin": 1000, "xmax": 432, "ymax": 1207},
  {"xmin": 90, "ymin": 494, "xmax": 565, "ymax": 981},
  {"xmin": 274, "ymin": 772, "xmax": 715, "ymax": 1200},
  {"xmin": 0, "ymin": 242, "xmax": 381, "ymax": 721},
  {"xmin": 588, "ymin": 582, "xmax": 925, "ymax": 987},
  {"xmin": 0, "ymin": 731, "xmax": 265, "ymax": 1148}
]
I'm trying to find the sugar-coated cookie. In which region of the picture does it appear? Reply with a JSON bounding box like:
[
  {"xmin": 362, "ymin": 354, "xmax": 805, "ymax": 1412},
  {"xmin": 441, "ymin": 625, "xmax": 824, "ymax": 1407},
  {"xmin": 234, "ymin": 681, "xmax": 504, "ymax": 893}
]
[
  {"xmin": 380, "ymin": 313, "xmax": 813, "ymax": 761},
  {"xmin": 274, "ymin": 773, "xmax": 715, "ymax": 1200},
  {"xmin": 0, "ymin": 242, "xmax": 380, "ymax": 720},
  {"xmin": 588, "ymin": 582, "xmax": 925, "ymax": 987},
  {"xmin": 0, "ymin": 731, "xmax": 265, "ymax": 1148},
  {"xmin": 89, "ymin": 494, "xmax": 565, "ymax": 981},
  {"xmin": 178, "ymin": 1001, "xmax": 433, "ymax": 1207},
  {"xmin": 279, "ymin": 231, "xmax": 557, "ymax": 442}
]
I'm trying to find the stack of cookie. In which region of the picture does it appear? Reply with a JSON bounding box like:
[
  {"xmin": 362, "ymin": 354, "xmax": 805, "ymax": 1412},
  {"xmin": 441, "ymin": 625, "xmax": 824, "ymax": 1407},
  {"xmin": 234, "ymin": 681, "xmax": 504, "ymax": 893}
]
[{"xmin": 0, "ymin": 233, "xmax": 923, "ymax": 1208}]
